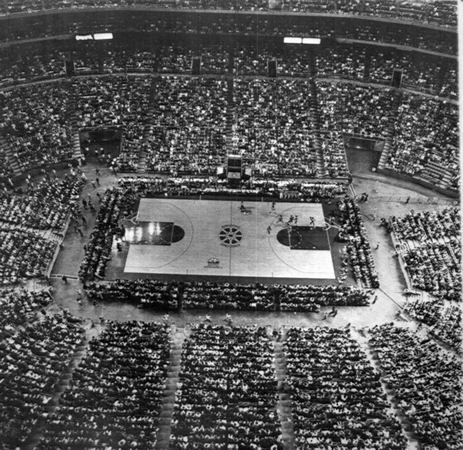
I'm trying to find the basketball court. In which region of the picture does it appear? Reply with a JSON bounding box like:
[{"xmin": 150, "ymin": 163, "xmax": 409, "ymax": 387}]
[{"xmin": 123, "ymin": 199, "xmax": 336, "ymax": 281}]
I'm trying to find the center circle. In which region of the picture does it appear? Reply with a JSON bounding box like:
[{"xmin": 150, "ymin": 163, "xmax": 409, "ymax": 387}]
[{"xmin": 219, "ymin": 224, "xmax": 243, "ymax": 247}]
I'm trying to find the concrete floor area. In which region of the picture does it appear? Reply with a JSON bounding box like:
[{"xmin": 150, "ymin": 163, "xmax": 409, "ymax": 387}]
[{"xmin": 45, "ymin": 157, "xmax": 456, "ymax": 334}]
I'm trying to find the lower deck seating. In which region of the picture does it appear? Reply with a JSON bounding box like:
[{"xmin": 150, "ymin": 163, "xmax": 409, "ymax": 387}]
[
  {"xmin": 38, "ymin": 320, "xmax": 170, "ymax": 449},
  {"xmin": 0, "ymin": 313, "xmax": 84, "ymax": 448},
  {"xmin": 317, "ymin": 81, "xmax": 394, "ymax": 140},
  {"xmin": 0, "ymin": 83, "xmax": 74, "ymax": 175},
  {"xmin": 85, "ymin": 280, "xmax": 371, "ymax": 312},
  {"xmin": 78, "ymin": 187, "xmax": 138, "ymax": 280},
  {"xmin": 386, "ymin": 93, "xmax": 459, "ymax": 191},
  {"xmin": 404, "ymin": 299, "xmax": 461, "ymax": 352},
  {"xmin": 337, "ymin": 198, "xmax": 379, "ymax": 288},
  {"xmin": 146, "ymin": 76, "xmax": 228, "ymax": 175},
  {"xmin": 285, "ymin": 327, "xmax": 407, "ymax": 449},
  {"xmin": 0, "ymin": 173, "xmax": 83, "ymax": 231},
  {"xmin": 170, "ymin": 324, "xmax": 281, "ymax": 449},
  {"xmin": 387, "ymin": 208, "xmax": 461, "ymax": 301},
  {"xmin": 0, "ymin": 229, "xmax": 57, "ymax": 285},
  {"xmin": 233, "ymin": 78, "xmax": 321, "ymax": 177},
  {"xmin": 369, "ymin": 324, "xmax": 462, "ymax": 450},
  {"xmin": 0, "ymin": 288, "xmax": 52, "ymax": 329}
]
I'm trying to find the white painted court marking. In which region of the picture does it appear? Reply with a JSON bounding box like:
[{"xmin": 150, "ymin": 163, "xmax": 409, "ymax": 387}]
[{"xmin": 124, "ymin": 199, "xmax": 336, "ymax": 279}]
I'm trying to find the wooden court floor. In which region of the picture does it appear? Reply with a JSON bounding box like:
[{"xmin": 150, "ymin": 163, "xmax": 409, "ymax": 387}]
[{"xmin": 122, "ymin": 198, "xmax": 336, "ymax": 282}]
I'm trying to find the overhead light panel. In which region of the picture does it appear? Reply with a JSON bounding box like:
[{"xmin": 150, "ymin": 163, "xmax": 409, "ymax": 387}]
[
  {"xmin": 284, "ymin": 37, "xmax": 302, "ymax": 44},
  {"xmin": 75, "ymin": 34, "xmax": 93, "ymax": 41},
  {"xmin": 94, "ymin": 32, "xmax": 113, "ymax": 40},
  {"xmin": 302, "ymin": 38, "xmax": 321, "ymax": 45}
]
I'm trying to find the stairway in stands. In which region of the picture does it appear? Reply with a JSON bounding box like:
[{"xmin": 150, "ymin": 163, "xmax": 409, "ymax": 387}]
[
  {"xmin": 427, "ymin": 158, "xmax": 457, "ymax": 189},
  {"xmin": 420, "ymin": 158, "xmax": 456, "ymax": 190},
  {"xmin": 155, "ymin": 327, "xmax": 186, "ymax": 450},
  {"xmin": 137, "ymin": 137, "xmax": 148, "ymax": 173},
  {"xmin": 67, "ymin": 82, "xmax": 84, "ymax": 162},
  {"xmin": 274, "ymin": 329, "xmax": 295, "ymax": 450},
  {"xmin": 377, "ymin": 90, "xmax": 403, "ymax": 170},
  {"xmin": 351, "ymin": 329, "xmax": 420, "ymax": 450},
  {"xmin": 24, "ymin": 321, "xmax": 103, "ymax": 450},
  {"xmin": 363, "ymin": 51, "xmax": 372, "ymax": 82},
  {"xmin": 417, "ymin": 101, "xmax": 457, "ymax": 190},
  {"xmin": 224, "ymin": 78, "xmax": 238, "ymax": 157},
  {"xmin": 308, "ymin": 79, "xmax": 328, "ymax": 177},
  {"xmin": 305, "ymin": 52, "xmax": 327, "ymax": 177},
  {"xmin": 139, "ymin": 76, "xmax": 162, "ymax": 174}
]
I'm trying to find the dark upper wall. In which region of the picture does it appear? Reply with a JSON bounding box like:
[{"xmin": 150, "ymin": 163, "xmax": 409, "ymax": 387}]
[
  {"xmin": 0, "ymin": 0, "xmax": 457, "ymax": 28},
  {"xmin": 0, "ymin": 9, "xmax": 457, "ymax": 55}
]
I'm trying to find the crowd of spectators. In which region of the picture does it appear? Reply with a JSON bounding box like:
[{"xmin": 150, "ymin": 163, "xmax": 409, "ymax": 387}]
[
  {"xmin": 171, "ymin": 323, "xmax": 282, "ymax": 449},
  {"xmin": 73, "ymin": 75, "xmax": 145, "ymax": 129},
  {"xmin": 85, "ymin": 279, "xmax": 179, "ymax": 310},
  {"xmin": 39, "ymin": 320, "xmax": 170, "ymax": 449},
  {"xmin": 155, "ymin": 45, "xmax": 194, "ymax": 74},
  {"xmin": 99, "ymin": 48, "xmax": 155, "ymax": 74},
  {"xmin": 316, "ymin": 82, "xmax": 355, "ymax": 178},
  {"xmin": 334, "ymin": 0, "xmax": 456, "ymax": 26},
  {"xmin": 0, "ymin": 311, "xmax": 84, "ymax": 449},
  {"xmin": 386, "ymin": 92, "xmax": 459, "ymax": 191},
  {"xmin": 0, "ymin": 288, "xmax": 52, "ymax": 329},
  {"xmin": 0, "ymin": 173, "xmax": 83, "ymax": 231},
  {"xmin": 80, "ymin": 178, "xmax": 349, "ymax": 280},
  {"xmin": 0, "ymin": 7, "xmax": 459, "ymax": 449},
  {"xmin": 117, "ymin": 77, "xmax": 151, "ymax": 172},
  {"xmin": 0, "ymin": 44, "xmax": 224, "ymax": 85},
  {"xmin": 387, "ymin": 207, "xmax": 460, "ymax": 243},
  {"xmin": 69, "ymin": 43, "xmax": 224, "ymax": 77},
  {"xmin": 85, "ymin": 279, "xmax": 370, "ymax": 311},
  {"xmin": 125, "ymin": 75, "xmax": 349, "ymax": 177},
  {"xmin": 369, "ymin": 50, "xmax": 457, "ymax": 98},
  {"xmin": 0, "ymin": 47, "xmax": 66, "ymax": 88},
  {"xmin": 403, "ymin": 241, "xmax": 461, "ymax": 302},
  {"xmin": 386, "ymin": 207, "xmax": 461, "ymax": 301},
  {"xmin": 0, "ymin": 82, "xmax": 74, "ymax": 176},
  {"xmin": 0, "ymin": 45, "xmax": 195, "ymax": 84},
  {"xmin": 0, "ymin": 59, "xmax": 456, "ymax": 180},
  {"xmin": 0, "ymin": 229, "xmax": 57, "ymax": 285},
  {"xmin": 317, "ymin": 81, "xmax": 394, "ymax": 141},
  {"xmin": 369, "ymin": 323, "xmax": 462, "ymax": 449},
  {"xmin": 0, "ymin": 10, "xmax": 455, "ymax": 55},
  {"xmin": 0, "ymin": 43, "xmax": 457, "ymax": 100},
  {"xmin": 146, "ymin": 75, "xmax": 228, "ymax": 175},
  {"xmin": 285, "ymin": 327, "xmax": 407, "ymax": 449},
  {"xmin": 0, "ymin": 0, "xmax": 457, "ymax": 27},
  {"xmin": 182, "ymin": 281, "xmax": 275, "ymax": 311},
  {"xmin": 278, "ymin": 284, "xmax": 369, "ymax": 311},
  {"xmin": 404, "ymin": 298, "xmax": 461, "ymax": 352},
  {"xmin": 315, "ymin": 46, "xmax": 457, "ymax": 99},
  {"xmin": 316, "ymin": 46, "xmax": 366, "ymax": 80},
  {"xmin": 200, "ymin": 45, "xmax": 230, "ymax": 74},
  {"xmin": 233, "ymin": 45, "xmax": 319, "ymax": 78},
  {"xmin": 79, "ymin": 187, "xmax": 137, "ymax": 280},
  {"xmin": 73, "ymin": 75, "xmax": 152, "ymax": 172},
  {"xmin": 337, "ymin": 84, "xmax": 394, "ymax": 139},
  {"xmin": 233, "ymin": 78, "xmax": 321, "ymax": 177},
  {"xmin": 117, "ymin": 176, "xmax": 349, "ymax": 201},
  {"xmin": 340, "ymin": 21, "xmax": 456, "ymax": 54},
  {"xmin": 233, "ymin": 46, "xmax": 269, "ymax": 76},
  {"xmin": 337, "ymin": 197, "xmax": 379, "ymax": 288},
  {"xmin": 0, "ymin": 171, "xmax": 84, "ymax": 285}
]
